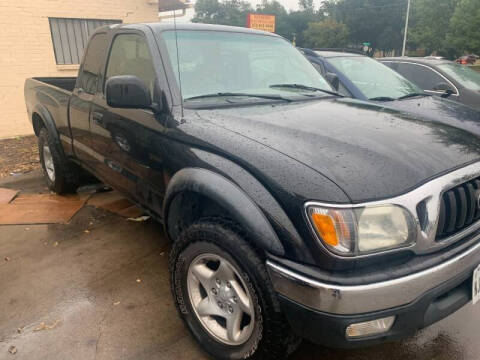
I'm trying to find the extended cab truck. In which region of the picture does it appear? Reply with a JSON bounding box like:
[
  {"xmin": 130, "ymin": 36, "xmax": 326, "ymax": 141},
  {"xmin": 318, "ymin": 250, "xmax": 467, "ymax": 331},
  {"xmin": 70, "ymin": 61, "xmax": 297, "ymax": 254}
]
[{"xmin": 25, "ymin": 23, "xmax": 480, "ymax": 359}]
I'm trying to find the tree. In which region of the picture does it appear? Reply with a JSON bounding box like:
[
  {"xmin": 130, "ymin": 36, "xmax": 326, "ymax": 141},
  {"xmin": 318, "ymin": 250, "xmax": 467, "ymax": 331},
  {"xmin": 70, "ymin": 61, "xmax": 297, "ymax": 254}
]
[
  {"xmin": 303, "ymin": 19, "xmax": 349, "ymax": 48},
  {"xmin": 255, "ymin": 0, "xmax": 295, "ymax": 40},
  {"xmin": 287, "ymin": 0, "xmax": 324, "ymax": 46},
  {"xmin": 192, "ymin": 0, "xmax": 325, "ymax": 45},
  {"xmin": 298, "ymin": 0, "xmax": 314, "ymax": 11},
  {"xmin": 445, "ymin": 0, "xmax": 480, "ymax": 57},
  {"xmin": 408, "ymin": 0, "xmax": 458, "ymax": 55},
  {"xmin": 321, "ymin": 0, "xmax": 408, "ymax": 52},
  {"xmin": 192, "ymin": 0, "xmax": 253, "ymax": 27}
]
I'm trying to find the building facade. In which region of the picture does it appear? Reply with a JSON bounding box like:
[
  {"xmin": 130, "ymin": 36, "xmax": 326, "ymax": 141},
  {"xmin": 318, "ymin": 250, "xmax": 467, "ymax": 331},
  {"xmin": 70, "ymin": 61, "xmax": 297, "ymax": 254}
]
[{"xmin": 0, "ymin": 0, "xmax": 159, "ymax": 138}]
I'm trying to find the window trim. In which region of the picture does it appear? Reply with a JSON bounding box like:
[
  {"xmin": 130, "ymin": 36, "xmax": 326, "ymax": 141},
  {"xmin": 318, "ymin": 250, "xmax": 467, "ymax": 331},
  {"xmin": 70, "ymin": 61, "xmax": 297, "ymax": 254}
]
[
  {"xmin": 102, "ymin": 31, "xmax": 157, "ymax": 96},
  {"xmin": 381, "ymin": 61, "xmax": 459, "ymax": 96},
  {"xmin": 75, "ymin": 31, "xmax": 109, "ymax": 95}
]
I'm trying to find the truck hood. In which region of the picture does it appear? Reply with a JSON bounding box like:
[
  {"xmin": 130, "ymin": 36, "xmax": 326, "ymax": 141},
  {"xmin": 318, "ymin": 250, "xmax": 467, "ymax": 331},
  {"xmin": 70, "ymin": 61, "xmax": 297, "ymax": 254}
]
[
  {"xmin": 197, "ymin": 97, "xmax": 480, "ymax": 202},
  {"xmin": 381, "ymin": 95, "xmax": 480, "ymax": 133}
]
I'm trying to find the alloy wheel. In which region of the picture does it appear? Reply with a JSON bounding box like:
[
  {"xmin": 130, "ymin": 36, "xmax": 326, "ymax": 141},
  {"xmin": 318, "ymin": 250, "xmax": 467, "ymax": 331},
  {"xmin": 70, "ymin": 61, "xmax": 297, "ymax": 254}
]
[
  {"xmin": 187, "ymin": 253, "xmax": 255, "ymax": 346},
  {"xmin": 42, "ymin": 144, "xmax": 55, "ymax": 182}
]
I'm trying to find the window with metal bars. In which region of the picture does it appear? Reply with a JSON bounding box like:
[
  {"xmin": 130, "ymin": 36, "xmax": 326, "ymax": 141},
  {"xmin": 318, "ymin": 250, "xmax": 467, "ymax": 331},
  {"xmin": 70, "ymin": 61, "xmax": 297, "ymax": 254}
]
[{"xmin": 48, "ymin": 18, "xmax": 121, "ymax": 65}]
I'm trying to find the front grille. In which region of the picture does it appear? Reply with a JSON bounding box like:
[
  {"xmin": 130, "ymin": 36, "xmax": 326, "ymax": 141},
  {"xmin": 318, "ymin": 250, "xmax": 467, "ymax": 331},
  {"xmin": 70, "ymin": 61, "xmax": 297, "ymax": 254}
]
[{"xmin": 436, "ymin": 178, "xmax": 480, "ymax": 240}]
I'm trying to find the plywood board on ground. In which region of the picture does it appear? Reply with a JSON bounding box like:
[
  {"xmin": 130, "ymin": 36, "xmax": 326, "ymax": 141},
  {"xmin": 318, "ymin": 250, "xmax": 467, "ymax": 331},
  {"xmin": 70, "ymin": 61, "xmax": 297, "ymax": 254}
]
[
  {"xmin": 0, "ymin": 194, "xmax": 87, "ymax": 225},
  {"xmin": 0, "ymin": 188, "xmax": 18, "ymax": 204}
]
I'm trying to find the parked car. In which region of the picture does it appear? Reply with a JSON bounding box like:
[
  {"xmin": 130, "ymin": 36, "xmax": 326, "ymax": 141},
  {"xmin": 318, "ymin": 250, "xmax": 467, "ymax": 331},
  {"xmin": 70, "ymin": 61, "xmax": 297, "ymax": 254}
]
[
  {"xmin": 301, "ymin": 48, "xmax": 480, "ymax": 127},
  {"xmin": 25, "ymin": 23, "xmax": 480, "ymax": 359},
  {"xmin": 456, "ymin": 54, "xmax": 478, "ymax": 65},
  {"xmin": 379, "ymin": 57, "xmax": 480, "ymax": 110}
]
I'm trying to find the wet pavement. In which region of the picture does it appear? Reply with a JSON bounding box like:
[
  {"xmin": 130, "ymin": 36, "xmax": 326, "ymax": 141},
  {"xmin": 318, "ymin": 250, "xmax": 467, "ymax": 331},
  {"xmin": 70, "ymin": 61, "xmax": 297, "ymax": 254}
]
[{"xmin": 0, "ymin": 172, "xmax": 479, "ymax": 359}]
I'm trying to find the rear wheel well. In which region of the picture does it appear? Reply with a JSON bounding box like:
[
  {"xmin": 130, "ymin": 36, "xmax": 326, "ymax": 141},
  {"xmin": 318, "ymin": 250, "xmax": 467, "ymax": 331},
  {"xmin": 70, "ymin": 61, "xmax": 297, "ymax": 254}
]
[{"xmin": 32, "ymin": 112, "xmax": 45, "ymax": 136}]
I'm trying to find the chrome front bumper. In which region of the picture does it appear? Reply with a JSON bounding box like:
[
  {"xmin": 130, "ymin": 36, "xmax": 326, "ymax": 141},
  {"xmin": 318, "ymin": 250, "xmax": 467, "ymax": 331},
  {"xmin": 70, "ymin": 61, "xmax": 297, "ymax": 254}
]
[{"xmin": 267, "ymin": 239, "xmax": 480, "ymax": 315}]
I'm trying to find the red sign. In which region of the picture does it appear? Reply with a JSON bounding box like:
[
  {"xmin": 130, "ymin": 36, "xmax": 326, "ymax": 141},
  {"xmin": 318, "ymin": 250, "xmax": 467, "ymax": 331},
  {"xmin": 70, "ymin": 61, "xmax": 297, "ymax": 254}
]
[{"xmin": 246, "ymin": 13, "xmax": 275, "ymax": 33}]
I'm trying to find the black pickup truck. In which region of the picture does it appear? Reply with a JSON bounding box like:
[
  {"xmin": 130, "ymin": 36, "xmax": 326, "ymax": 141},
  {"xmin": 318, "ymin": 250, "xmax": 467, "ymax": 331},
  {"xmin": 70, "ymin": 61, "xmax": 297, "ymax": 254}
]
[{"xmin": 25, "ymin": 23, "xmax": 480, "ymax": 359}]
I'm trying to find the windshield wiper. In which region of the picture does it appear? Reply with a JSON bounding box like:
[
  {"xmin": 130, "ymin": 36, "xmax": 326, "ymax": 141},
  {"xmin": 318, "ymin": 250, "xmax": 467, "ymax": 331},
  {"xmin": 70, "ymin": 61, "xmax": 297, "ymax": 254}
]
[
  {"xmin": 397, "ymin": 92, "xmax": 429, "ymax": 100},
  {"xmin": 269, "ymin": 83, "xmax": 342, "ymax": 97},
  {"xmin": 369, "ymin": 96, "xmax": 395, "ymax": 101},
  {"xmin": 184, "ymin": 92, "xmax": 292, "ymax": 102},
  {"xmin": 370, "ymin": 93, "xmax": 429, "ymax": 102}
]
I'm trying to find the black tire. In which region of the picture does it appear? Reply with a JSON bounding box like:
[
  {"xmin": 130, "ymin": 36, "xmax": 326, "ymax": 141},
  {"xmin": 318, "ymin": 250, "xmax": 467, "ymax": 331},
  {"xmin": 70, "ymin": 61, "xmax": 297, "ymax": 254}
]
[
  {"xmin": 170, "ymin": 219, "xmax": 300, "ymax": 359},
  {"xmin": 38, "ymin": 127, "xmax": 79, "ymax": 194}
]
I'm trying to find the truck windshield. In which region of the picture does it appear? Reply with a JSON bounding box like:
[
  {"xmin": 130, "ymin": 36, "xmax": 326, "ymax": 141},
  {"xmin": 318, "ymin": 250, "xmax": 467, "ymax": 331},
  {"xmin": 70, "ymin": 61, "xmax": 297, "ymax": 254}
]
[
  {"xmin": 326, "ymin": 55, "xmax": 422, "ymax": 100},
  {"xmin": 437, "ymin": 63, "xmax": 480, "ymax": 92},
  {"xmin": 161, "ymin": 30, "xmax": 333, "ymax": 101}
]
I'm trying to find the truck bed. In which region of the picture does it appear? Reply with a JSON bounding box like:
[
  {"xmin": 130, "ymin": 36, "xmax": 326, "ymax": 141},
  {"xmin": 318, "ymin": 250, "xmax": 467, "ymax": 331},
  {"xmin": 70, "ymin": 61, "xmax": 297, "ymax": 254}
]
[
  {"xmin": 24, "ymin": 77, "xmax": 77, "ymax": 154},
  {"xmin": 31, "ymin": 77, "xmax": 77, "ymax": 92}
]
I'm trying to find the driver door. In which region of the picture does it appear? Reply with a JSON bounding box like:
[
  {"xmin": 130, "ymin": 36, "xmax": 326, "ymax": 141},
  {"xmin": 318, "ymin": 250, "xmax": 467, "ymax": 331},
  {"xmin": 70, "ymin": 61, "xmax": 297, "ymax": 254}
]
[{"xmin": 89, "ymin": 31, "xmax": 165, "ymax": 204}]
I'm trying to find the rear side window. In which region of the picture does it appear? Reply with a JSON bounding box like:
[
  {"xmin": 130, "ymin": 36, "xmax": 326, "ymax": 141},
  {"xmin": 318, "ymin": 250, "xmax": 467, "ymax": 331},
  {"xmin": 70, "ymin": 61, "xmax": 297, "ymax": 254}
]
[
  {"xmin": 394, "ymin": 63, "xmax": 450, "ymax": 92},
  {"xmin": 77, "ymin": 33, "xmax": 108, "ymax": 94},
  {"xmin": 104, "ymin": 33, "xmax": 156, "ymax": 100}
]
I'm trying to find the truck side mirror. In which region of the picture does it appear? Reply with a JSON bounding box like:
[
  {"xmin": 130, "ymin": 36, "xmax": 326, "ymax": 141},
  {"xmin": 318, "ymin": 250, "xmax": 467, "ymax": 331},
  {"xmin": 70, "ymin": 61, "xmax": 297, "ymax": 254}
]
[
  {"xmin": 325, "ymin": 72, "xmax": 340, "ymax": 91},
  {"xmin": 106, "ymin": 75, "xmax": 152, "ymax": 109},
  {"xmin": 433, "ymin": 82, "xmax": 452, "ymax": 92},
  {"xmin": 433, "ymin": 82, "xmax": 455, "ymax": 98}
]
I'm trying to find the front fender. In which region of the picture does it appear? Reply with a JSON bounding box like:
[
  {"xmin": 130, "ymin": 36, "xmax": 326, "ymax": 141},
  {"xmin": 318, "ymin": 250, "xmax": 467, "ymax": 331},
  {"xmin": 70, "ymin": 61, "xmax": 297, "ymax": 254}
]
[{"xmin": 163, "ymin": 167, "xmax": 285, "ymax": 256}]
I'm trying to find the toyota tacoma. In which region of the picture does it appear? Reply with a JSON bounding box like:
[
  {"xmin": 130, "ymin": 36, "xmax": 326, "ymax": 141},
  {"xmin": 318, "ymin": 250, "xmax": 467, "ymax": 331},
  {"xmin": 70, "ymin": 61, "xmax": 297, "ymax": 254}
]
[{"xmin": 24, "ymin": 23, "xmax": 480, "ymax": 359}]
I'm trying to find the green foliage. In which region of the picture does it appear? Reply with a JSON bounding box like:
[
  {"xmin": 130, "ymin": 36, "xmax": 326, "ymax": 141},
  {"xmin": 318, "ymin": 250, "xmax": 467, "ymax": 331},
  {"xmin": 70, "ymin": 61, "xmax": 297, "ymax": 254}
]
[
  {"xmin": 446, "ymin": 0, "xmax": 480, "ymax": 57},
  {"xmin": 322, "ymin": 0, "xmax": 408, "ymax": 52},
  {"xmin": 191, "ymin": 0, "xmax": 479, "ymax": 57},
  {"xmin": 298, "ymin": 0, "xmax": 314, "ymax": 11},
  {"xmin": 409, "ymin": 0, "xmax": 458, "ymax": 55},
  {"xmin": 287, "ymin": 6, "xmax": 324, "ymax": 45},
  {"xmin": 192, "ymin": 0, "xmax": 323, "ymax": 45},
  {"xmin": 255, "ymin": 0, "xmax": 294, "ymax": 40},
  {"xmin": 303, "ymin": 19, "xmax": 349, "ymax": 48},
  {"xmin": 192, "ymin": 0, "xmax": 253, "ymax": 27}
]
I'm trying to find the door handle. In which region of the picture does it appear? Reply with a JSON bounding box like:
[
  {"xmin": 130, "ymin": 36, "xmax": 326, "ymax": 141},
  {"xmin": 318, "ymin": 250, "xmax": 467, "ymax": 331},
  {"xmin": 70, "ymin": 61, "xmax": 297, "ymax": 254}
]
[
  {"xmin": 106, "ymin": 160, "xmax": 122, "ymax": 173},
  {"xmin": 92, "ymin": 111, "xmax": 104, "ymax": 126}
]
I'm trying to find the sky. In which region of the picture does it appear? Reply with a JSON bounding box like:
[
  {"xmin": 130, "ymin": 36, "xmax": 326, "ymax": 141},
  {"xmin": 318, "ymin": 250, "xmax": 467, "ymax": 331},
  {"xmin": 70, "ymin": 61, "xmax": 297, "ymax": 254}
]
[{"xmin": 160, "ymin": 0, "xmax": 325, "ymax": 23}]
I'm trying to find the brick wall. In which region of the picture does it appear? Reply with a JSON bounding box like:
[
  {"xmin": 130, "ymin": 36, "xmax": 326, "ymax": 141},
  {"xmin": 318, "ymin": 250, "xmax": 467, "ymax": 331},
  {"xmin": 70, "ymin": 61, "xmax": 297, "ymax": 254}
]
[{"xmin": 0, "ymin": 0, "xmax": 159, "ymax": 138}]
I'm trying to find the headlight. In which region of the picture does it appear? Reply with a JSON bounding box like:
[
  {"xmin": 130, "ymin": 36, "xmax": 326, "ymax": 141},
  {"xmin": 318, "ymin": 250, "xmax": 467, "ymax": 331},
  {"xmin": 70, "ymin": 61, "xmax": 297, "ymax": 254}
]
[{"xmin": 307, "ymin": 205, "xmax": 415, "ymax": 256}]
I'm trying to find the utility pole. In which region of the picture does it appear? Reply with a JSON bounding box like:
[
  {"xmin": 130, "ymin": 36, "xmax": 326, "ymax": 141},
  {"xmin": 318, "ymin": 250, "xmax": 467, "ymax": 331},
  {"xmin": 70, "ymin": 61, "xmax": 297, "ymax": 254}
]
[{"xmin": 402, "ymin": 0, "xmax": 411, "ymax": 57}]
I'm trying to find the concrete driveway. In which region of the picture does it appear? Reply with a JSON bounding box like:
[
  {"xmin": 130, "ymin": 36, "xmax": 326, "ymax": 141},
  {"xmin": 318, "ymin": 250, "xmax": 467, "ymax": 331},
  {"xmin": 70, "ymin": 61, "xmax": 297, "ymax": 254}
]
[{"xmin": 0, "ymin": 172, "xmax": 479, "ymax": 359}]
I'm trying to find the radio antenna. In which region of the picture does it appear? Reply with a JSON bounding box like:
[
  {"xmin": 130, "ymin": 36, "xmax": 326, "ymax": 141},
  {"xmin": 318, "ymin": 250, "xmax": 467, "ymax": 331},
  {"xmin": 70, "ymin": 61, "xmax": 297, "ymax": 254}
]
[{"xmin": 173, "ymin": 9, "xmax": 184, "ymax": 118}]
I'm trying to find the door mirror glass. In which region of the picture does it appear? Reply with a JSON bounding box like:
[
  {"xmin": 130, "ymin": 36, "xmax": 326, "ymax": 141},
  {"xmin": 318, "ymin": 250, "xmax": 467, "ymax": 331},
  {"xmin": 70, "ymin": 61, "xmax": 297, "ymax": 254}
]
[
  {"xmin": 106, "ymin": 75, "xmax": 152, "ymax": 109},
  {"xmin": 325, "ymin": 72, "xmax": 340, "ymax": 91}
]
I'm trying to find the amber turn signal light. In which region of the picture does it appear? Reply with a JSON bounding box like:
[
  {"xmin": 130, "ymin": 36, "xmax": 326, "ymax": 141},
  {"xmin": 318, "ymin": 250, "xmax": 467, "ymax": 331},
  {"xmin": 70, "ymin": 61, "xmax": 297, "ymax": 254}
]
[{"xmin": 311, "ymin": 213, "xmax": 339, "ymax": 246}]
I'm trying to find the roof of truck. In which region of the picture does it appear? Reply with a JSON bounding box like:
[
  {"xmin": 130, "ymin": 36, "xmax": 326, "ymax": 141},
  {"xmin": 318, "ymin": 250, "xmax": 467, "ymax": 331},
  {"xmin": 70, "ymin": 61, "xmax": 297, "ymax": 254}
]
[{"xmin": 118, "ymin": 22, "xmax": 281, "ymax": 37}]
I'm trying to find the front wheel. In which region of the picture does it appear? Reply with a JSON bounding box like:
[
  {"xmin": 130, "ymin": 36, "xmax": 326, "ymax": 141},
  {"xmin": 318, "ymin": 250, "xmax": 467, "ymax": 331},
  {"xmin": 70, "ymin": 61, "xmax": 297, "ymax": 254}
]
[{"xmin": 170, "ymin": 220, "xmax": 299, "ymax": 359}]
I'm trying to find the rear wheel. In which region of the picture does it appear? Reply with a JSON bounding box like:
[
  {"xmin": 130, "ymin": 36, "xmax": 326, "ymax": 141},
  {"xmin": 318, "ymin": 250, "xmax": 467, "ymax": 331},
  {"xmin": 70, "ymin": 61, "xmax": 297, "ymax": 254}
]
[
  {"xmin": 38, "ymin": 127, "xmax": 79, "ymax": 194},
  {"xmin": 170, "ymin": 220, "xmax": 300, "ymax": 359}
]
